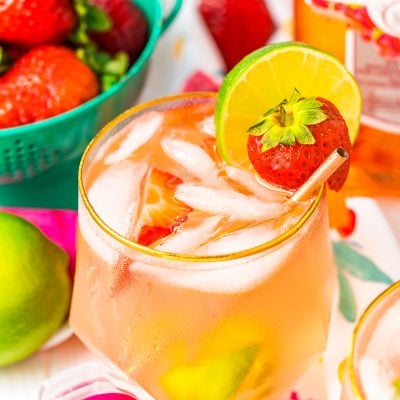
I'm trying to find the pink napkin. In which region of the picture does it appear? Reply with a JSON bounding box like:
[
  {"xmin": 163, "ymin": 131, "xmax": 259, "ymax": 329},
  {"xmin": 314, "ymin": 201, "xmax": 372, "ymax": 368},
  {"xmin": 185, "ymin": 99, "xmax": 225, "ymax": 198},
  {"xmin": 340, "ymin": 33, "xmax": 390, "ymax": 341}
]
[{"xmin": 0, "ymin": 207, "xmax": 77, "ymax": 278}]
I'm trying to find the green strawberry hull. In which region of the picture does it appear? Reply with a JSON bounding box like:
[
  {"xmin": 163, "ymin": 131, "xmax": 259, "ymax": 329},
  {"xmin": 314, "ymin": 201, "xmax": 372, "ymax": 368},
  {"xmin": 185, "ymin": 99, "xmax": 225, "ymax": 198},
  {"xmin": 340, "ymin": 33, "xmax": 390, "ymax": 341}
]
[{"xmin": 0, "ymin": 0, "xmax": 182, "ymax": 209}]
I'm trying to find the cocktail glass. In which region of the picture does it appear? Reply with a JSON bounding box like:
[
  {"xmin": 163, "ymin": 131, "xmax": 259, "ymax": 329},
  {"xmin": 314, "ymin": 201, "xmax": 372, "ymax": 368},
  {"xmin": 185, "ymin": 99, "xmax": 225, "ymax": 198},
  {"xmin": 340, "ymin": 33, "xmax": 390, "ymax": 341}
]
[
  {"xmin": 70, "ymin": 93, "xmax": 335, "ymax": 399},
  {"xmin": 341, "ymin": 281, "xmax": 400, "ymax": 400}
]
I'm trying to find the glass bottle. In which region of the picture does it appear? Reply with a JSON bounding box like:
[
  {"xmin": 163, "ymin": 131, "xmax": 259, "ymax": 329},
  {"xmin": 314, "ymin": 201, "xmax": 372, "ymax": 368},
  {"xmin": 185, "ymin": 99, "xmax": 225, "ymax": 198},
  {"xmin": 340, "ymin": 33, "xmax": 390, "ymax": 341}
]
[{"xmin": 295, "ymin": 0, "xmax": 400, "ymax": 197}]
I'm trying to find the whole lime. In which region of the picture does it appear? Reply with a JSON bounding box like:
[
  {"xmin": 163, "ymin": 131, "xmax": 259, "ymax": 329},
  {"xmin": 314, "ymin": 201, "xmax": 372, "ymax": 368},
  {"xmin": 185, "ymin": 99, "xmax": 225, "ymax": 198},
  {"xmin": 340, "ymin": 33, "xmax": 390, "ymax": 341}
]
[{"xmin": 0, "ymin": 212, "xmax": 71, "ymax": 366}]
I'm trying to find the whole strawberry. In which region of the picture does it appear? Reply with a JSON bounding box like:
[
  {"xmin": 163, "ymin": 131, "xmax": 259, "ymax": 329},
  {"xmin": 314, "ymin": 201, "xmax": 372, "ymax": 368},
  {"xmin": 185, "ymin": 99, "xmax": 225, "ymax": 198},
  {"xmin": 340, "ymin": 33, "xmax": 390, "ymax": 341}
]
[
  {"xmin": 247, "ymin": 89, "xmax": 352, "ymax": 191},
  {"xmin": 199, "ymin": 0, "xmax": 276, "ymax": 71},
  {"xmin": 88, "ymin": 0, "xmax": 149, "ymax": 63},
  {"xmin": 0, "ymin": 0, "xmax": 77, "ymax": 47},
  {"xmin": 0, "ymin": 45, "xmax": 100, "ymax": 128}
]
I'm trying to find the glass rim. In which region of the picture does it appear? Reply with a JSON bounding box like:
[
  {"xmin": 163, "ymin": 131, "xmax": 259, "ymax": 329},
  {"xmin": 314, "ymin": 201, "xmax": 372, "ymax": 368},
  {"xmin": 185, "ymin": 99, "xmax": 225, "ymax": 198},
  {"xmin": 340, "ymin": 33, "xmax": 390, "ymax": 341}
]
[
  {"xmin": 347, "ymin": 280, "xmax": 400, "ymax": 399},
  {"xmin": 78, "ymin": 92, "xmax": 324, "ymax": 263}
]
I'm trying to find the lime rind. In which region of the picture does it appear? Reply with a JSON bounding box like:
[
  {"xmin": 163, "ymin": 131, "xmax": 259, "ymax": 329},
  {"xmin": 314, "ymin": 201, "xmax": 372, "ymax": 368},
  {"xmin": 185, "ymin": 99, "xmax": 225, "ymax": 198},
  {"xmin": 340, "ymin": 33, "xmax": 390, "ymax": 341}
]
[{"xmin": 216, "ymin": 42, "xmax": 362, "ymax": 168}]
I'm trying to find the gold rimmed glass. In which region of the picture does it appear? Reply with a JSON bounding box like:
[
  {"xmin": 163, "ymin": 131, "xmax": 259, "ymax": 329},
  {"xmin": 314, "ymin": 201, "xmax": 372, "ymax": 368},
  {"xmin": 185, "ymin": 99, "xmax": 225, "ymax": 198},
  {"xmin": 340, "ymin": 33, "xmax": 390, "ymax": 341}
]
[
  {"xmin": 341, "ymin": 281, "xmax": 400, "ymax": 400},
  {"xmin": 70, "ymin": 93, "xmax": 335, "ymax": 399}
]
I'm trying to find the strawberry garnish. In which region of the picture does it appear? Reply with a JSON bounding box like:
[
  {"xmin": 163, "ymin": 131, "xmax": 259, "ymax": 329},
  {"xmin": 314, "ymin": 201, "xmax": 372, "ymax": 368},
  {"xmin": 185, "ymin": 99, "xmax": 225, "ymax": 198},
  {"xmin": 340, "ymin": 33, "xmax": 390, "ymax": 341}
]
[
  {"xmin": 247, "ymin": 89, "xmax": 352, "ymax": 192},
  {"xmin": 137, "ymin": 169, "xmax": 191, "ymax": 246},
  {"xmin": 0, "ymin": 45, "xmax": 99, "ymax": 128},
  {"xmin": 198, "ymin": 0, "xmax": 276, "ymax": 71}
]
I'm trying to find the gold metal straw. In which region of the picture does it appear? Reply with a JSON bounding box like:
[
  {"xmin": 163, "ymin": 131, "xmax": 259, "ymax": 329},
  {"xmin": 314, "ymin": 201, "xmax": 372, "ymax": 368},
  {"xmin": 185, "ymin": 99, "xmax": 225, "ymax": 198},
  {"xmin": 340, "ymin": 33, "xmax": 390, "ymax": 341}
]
[{"xmin": 290, "ymin": 147, "xmax": 349, "ymax": 203}]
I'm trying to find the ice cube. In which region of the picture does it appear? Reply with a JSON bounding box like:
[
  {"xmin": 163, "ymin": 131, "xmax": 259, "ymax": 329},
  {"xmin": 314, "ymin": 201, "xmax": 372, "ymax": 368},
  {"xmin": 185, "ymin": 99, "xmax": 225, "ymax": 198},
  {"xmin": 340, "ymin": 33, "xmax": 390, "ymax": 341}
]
[
  {"xmin": 161, "ymin": 137, "xmax": 218, "ymax": 183},
  {"xmin": 359, "ymin": 356, "xmax": 396, "ymax": 400},
  {"xmin": 198, "ymin": 115, "xmax": 215, "ymax": 137},
  {"xmin": 175, "ymin": 184, "xmax": 290, "ymax": 222},
  {"xmin": 105, "ymin": 111, "xmax": 163, "ymax": 165},
  {"xmin": 88, "ymin": 160, "xmax": 148, "ymax": 236},
  {"xmin": 195, "ymin": 223, "xmax": 277, "ymax": 255},
  {"xmin": 225, "ymin": 166, "xmax": 289, "ymax": 202},
  {"xmin": 154, "ymin": 215, "xmax": 223, "ymax": 254}
]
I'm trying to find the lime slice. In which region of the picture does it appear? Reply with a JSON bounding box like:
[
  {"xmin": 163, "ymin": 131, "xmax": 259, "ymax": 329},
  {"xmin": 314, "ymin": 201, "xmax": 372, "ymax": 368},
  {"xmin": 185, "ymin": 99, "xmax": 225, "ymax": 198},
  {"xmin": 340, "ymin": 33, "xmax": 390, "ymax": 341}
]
[
  {"xmin": 161, "ymin": 345, "xmax": 259, "ymax": 400},
  {"xmin": 215, "ymin": 42, "xmax": 362, "ymax": 168}
]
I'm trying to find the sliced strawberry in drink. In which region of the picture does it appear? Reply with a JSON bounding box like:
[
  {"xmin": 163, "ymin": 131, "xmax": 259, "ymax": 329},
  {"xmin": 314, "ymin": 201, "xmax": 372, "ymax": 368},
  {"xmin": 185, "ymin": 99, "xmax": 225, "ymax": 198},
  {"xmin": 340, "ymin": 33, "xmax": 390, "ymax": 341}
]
[
  {"xmin": 137, "ymin": 169, "xmax": 191, "ymax": 246},
  {"xmin": 110, "ymin": 169, "xmax": 191, "ymax": 296},
  {"xmin": 110, "ymin": 255, "xmax": 134, "ymax": 297}
]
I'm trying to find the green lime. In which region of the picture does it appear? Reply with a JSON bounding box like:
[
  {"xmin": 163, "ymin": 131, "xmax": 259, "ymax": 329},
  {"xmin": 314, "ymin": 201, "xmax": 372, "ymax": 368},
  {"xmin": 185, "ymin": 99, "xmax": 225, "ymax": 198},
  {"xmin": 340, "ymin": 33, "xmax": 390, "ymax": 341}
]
[
  {"xmin": 0, "ymin": 212, "xmax": 71, "ymax": 366},
  {"xmin": 215, "ymin": 42, "xmax": 362, "ymax": 168},
  {"xmin": 161, "ymin": 345, "xmax": 259, "ymax": 400}
]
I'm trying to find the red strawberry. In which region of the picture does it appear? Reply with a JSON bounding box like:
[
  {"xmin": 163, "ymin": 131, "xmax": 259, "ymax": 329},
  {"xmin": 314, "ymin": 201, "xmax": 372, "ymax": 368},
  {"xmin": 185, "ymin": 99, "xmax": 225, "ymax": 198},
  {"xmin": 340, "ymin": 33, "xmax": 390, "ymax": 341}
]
[
  {"xmin": 0, "ymin": 0, "xmax": 76, "ymax": 47},
  {"xmin": 88, "ymin": 0, "xmax": 149, "ymax": 63},
  {"xmin": 247, "ymin": 89, "xmax": 352, "ymax": 192},
  {"xmin": 199, "ymin": 0, "xmax": 276, "ymax": 71},
  {"xmin": 0, "ymin": 45, "xmax": 99, "ymax": 128},
  {"xmin": 181, "ymin": 70, "xmax": 221, "ymax": 93},
  {"xmin": 137, "ymin": 169, "xmax": 191, "ymax": 246}
]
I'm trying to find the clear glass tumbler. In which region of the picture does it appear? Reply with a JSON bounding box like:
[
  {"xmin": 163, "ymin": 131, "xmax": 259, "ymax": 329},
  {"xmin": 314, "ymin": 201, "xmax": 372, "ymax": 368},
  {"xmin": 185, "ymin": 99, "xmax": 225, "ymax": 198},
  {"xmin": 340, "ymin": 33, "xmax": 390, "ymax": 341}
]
[{"xmin": 70, "ymin": 93, "xmax": 336, "ymax": 399}]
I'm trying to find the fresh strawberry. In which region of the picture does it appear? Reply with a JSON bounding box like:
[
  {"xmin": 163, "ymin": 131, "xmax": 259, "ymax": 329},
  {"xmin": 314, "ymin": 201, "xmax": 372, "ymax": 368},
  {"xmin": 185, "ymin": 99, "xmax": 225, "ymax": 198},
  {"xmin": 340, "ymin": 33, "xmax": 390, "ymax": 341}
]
[
  {"xmin": 0, "ymin": 45, "xmax": 99, "ymax": 128},
  {"xmin": 247, "ymin": 89, "xmax": 352, "ymax": 191},
  {"xmin": 88, "ymin": 0, "xmax": 149, "ymax": 63},
  {"xmin": 137, "ymin": 169, "xmax": 191, "ymax": 246},
  {"xmin": 0, "ymin": 0, "xmax": 77, "ymax": 47},
  {"xmin": 327, "ymin": 190, "xmax": 356, "ymax": 237},
  {"xmin": 198, "ymin": 0, "xmax": 276, "ymax": 71},
  {"xmin": 181, "ymin": 70, "xmax": 221, "ymax": 93}
]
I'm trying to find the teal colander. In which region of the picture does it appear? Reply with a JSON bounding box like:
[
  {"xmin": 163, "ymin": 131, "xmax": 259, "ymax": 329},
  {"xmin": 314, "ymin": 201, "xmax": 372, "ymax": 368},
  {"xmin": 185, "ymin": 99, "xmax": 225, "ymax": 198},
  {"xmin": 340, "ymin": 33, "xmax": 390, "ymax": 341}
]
[{"xmin": 0, "ymin": 0, "xmax": 182, "ymax": 209}]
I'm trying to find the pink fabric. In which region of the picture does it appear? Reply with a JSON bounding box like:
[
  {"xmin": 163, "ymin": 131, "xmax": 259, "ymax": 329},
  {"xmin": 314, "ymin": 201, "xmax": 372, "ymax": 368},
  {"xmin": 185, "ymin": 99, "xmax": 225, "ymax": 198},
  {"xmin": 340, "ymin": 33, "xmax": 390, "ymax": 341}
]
[
  {"xmin": 83, "ymin": 394, "xmax": 136, "ymax": 400},
  {"xmin": 0, "ymin": 207, "xmax": 77, "ymax": 278}
]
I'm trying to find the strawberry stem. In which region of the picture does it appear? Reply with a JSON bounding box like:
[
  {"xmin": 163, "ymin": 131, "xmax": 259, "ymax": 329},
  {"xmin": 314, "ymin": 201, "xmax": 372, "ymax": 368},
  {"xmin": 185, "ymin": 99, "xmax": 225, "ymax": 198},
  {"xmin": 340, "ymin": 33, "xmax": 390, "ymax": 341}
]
[
  {"xmin": 0, "ymin": 47, "xmax": 12, "ymax": 75},
  {"xmin": 71, "ymin": 1, "xmax": 129, "ymax": 92},
  {"xmin": 70, "ymin": 0, "xmax": 112, "ymax": 46},
  {"xmin": 76, "ymin": 45, "xmax": 129, "ymax": 92}
]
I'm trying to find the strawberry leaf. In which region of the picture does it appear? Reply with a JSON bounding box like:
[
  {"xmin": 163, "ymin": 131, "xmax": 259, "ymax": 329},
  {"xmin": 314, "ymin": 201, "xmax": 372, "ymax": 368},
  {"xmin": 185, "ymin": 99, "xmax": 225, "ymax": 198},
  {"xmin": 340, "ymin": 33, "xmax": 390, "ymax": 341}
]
[
  {"xmin": 0, "ymin": 47, "xmax": 12, "ymax": 75},
  {"xmin": 292, "ymin": 124, "xmax": 315, "ymax": 145},
  {"xmin": 247, "ymin": 88, "xmax": 326, "ymax": 152},
  {"xmin": 261, "ymin": 131, "xmax": 280, "ymax": 151},
  {"xmin": 279, "ymin": 127, "xmax": 296, "ymax": 146},
  {"xmin": 86, "ymin": 4, "xmax": 112, "ymax": 32},
  {"xmin": 295, "ymin": 97, "xmax": 324, "ymax": 110},
  {"xmin": 248, "ymin": 118, "xmax": 273, "ymax": 136},
  {"xmin": 288, "ymin": 87, "xmax": 301, "ymax": 104},
  {"xmin": 70, "ymin": 0, "xmax": 112, "ymax": 46},
  {"xmin": 76, "ymin": 46, "xmax": 129, "ymax": 92},
  {"xmin": 297, "ymin": 109, "xmax": 327, "ymax": 125},
  {"xmin": 103, "ymin": 52, "xmax": 129, "ymax": 75}
]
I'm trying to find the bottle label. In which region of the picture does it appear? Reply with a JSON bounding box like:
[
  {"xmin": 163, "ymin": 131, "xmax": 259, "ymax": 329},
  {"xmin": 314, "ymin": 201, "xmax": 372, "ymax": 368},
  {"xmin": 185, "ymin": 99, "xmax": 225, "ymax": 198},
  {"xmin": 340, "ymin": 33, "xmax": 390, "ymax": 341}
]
[
  {"xmin": 346, "ymin": 31, "xmax": 400, "ymax": 133},
  {"xmin": 305, "ymin": 0, "xmax": 400, "ymax": 133}
]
